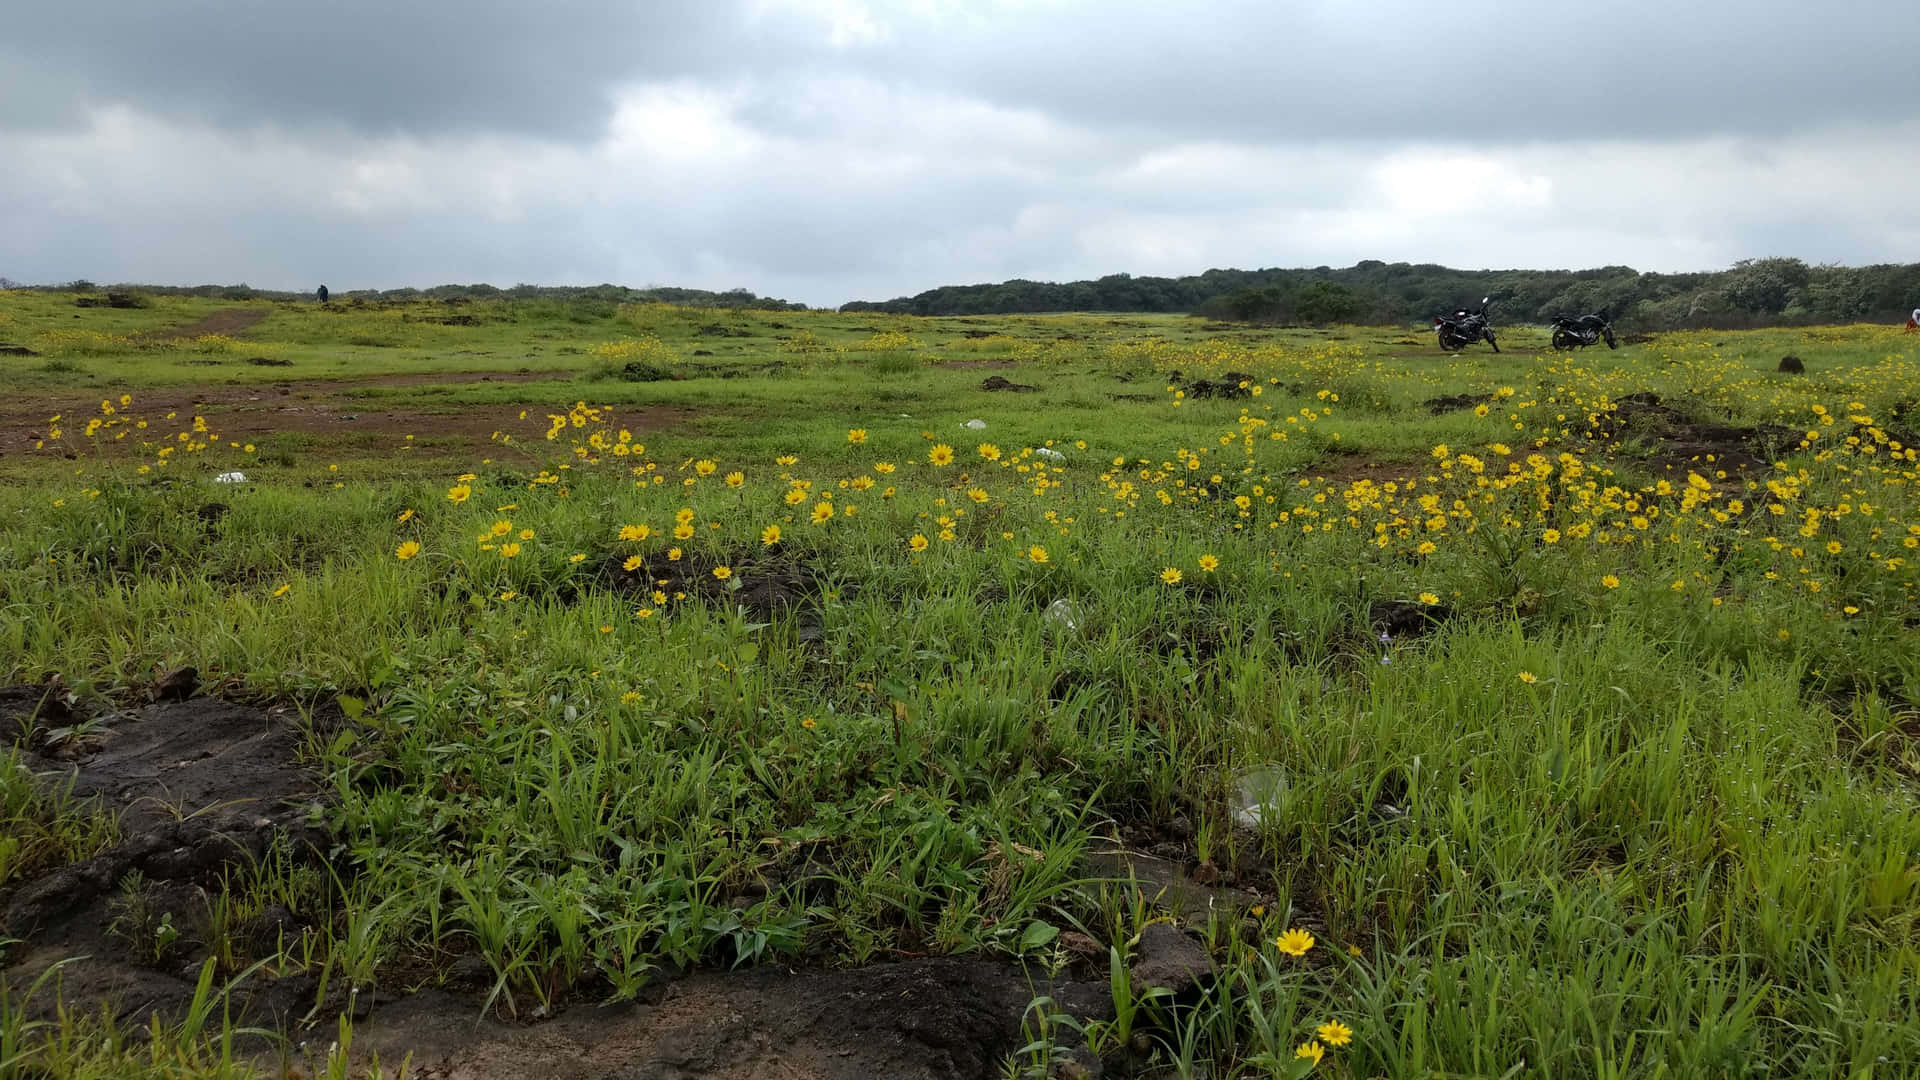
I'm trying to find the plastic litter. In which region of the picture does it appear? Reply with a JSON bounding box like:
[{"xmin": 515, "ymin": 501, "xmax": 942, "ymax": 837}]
[
  {"xmin": 963, "ymin": 419, "xmax": 987, "ymax": 430},
  {"xmin": 213, "ymin": 471, "xmax": 248, "ymax": 484},
  {"xmin": 1035, "ymin": 447, "xmax": 1066, "ymax": 463},
  {"xmin": 1232, "ymin": 766, "xmax": 1287, "ymax": 829},
  {"xmin": 1043, "ymin": 598, "xmax": 1083, "ymax": 634}
]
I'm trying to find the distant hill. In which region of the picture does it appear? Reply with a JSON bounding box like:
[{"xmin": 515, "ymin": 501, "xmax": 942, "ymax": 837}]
[
  {"xmin": 839, "ymin": 258, "xmax": 1920, "ymax": 330},
  {"xmin": 5, "ymin": 280, "xmax": 808, "ymax": 311}
]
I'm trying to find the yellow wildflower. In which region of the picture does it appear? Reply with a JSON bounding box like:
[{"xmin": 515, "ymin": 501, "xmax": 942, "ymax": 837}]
[
  {"xmin": 1316, "ymin": 1021, "xmax": 1352, "ymax": 1047},
  {"xmin": 1275, "ymin": 928, "xmax": 1314, "ymax": 956}
]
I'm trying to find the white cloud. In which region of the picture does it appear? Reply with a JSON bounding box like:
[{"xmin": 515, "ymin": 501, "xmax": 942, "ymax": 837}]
[{"xmin": 4, "ymin": 57, "xmax": 1920, "ymax": 307}]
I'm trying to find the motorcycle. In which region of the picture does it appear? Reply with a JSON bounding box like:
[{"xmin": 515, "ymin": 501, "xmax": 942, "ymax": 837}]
[
  {"xmin": 1434, "ymin": 297, "xmax": 1498, "ymax": 353},
  {"xmin": 1550, "ymin": 312, "xmax": 1617, "ymax": 350}
]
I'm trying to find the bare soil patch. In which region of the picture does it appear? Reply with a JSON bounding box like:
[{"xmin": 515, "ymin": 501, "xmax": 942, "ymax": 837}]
[
  {"xmin": 1421, "ymin": 392, "xmax": 1494, "ymax": 414},
  {"xmin": 343, "ymin": 957, "xmax": 1110, "ymax": 1080},
  {"xmin": 1166, "ymin": 370, "xmax": 1255, "ymax": 400},
  {"xmin": 2, "ymin": 373, "xmax": 683, "ymax": 460},
  {"xmin": 140, "ymin": 308, "xmax": 271, "ymax": 342},
  {"xmin": 1300, "ymin": 454, "xmax": 1418, "ymax": 487},
  {"xmin": 1, "ymin": 686, "xmax": 331, "ymax": 1030},
  {"xmin": 603, "ymin": 548, "xmax": 830, "ymax": 640},
  {"xmin": 1590, "ymin": 391, "xmax": 1798, "ymax": 476}
]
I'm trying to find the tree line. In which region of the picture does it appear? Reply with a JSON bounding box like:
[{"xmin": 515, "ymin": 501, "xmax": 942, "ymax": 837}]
[{"xmin": 838, "ymin": 258, "xmax": 1920, "ymax": 329}]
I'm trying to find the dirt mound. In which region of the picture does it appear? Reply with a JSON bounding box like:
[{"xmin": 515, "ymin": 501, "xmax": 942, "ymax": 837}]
[
  {"xmin": 1, "ymin": 689, "xmax": 330, "ymax": 1029},
  {"xmin": 140, "ymin": 308, "xmax": 270, "ymax": 341}
]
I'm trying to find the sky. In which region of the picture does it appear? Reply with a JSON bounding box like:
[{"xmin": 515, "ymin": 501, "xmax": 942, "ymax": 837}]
[{"xmin": 2, "ymin": 0, "xmax": 1916, "ymax": 308}]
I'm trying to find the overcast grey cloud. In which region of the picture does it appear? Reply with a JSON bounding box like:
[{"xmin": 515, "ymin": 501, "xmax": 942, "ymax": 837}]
[{"xmin": 2, "ymin": 0, "xmax": 1916, "ymax": 307}]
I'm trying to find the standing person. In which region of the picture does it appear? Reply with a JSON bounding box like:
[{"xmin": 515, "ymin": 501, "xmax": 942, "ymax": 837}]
[
  {"xmin": 317, "ymin": 285, "xmax": 329, "ymax": 303},
  {"xmin": 1907, "ymin": 306, "xmax": 1919, "ymax": 332}
]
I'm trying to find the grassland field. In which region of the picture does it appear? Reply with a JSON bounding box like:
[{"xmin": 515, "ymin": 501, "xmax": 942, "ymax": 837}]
[{"xmin": 0, "ymin": 290, "xmax": 1917, "ymax": 1078}]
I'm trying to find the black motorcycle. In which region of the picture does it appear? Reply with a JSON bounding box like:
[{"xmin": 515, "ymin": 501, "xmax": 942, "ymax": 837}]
[
  {"xmin": 1435, "ymin": 297, "xmax": 1498, "ymax": 353},
  {"xmin": 1550, "ymin": 312, "xmax": 1616, "ymax": 350}
]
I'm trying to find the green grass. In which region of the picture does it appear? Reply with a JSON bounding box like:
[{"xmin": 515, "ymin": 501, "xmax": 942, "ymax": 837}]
[{"xmin": 2, "ymin": 290, "xmax": 1919, "ymax": 1076}]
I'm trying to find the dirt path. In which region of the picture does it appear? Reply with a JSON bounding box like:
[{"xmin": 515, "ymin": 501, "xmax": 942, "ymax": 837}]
[{"xmin": 140, "ymin": 308, "xmax": 271, "ymax": 341}]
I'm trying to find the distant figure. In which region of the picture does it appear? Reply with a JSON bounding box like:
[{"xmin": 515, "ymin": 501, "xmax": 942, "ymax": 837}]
[
  {"xmin": 1907, "ymin": 306, "xmax": 1919, "ymax": 332},
  {"xmin": 316, "ymin": 285, "xmax": 329, "ymax": 303}
]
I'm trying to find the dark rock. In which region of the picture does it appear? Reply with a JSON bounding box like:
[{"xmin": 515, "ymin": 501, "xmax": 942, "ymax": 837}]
[
  {"xmin": 153, "ymin": 666, "xmax": 199, "ymax": 702},
  {"xmin": 1131, "ymin": 924, "xmax": 1212, "ymax": 994}
]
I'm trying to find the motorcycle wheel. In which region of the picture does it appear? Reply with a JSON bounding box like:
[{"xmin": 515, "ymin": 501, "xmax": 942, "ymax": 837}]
[
  {"xmin": 1551, "ymin": 329, "xmax": 1575, "ymax": 350},
  {"xmin": 1603, "ymin": 329, "xmax": 1618, "ymax": 349},
  {"xmin": 1485, "ymin": 330, "xmax": 1499, "ymax": 354}
]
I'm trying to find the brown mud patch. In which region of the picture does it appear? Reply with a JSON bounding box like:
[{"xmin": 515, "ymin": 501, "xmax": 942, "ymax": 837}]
[
  {"xmin": 980, "ymin": 375, "xmax": 1039, "ymax": 392},
  {"xmin": 935, "ymin": 358, "xmax": 1018, "ymax": 369},
  {"xmin": 139, "ymin": 308, "xmax": 271, "ymax": 342},
  {"xmin": 1, "ymin": 686, "xmax": 332, "ymax": 1030},
  {"xmin": 1299, "ymin": 453, "xmax": 1419, "ymax": 487},
  {"xmin": 2, "ymin": 374, "xmax": 684, "ymax": 460},
  {"xmin": 343, "ymin": 956, "xmax": 1110, "ymax": 1080}
]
